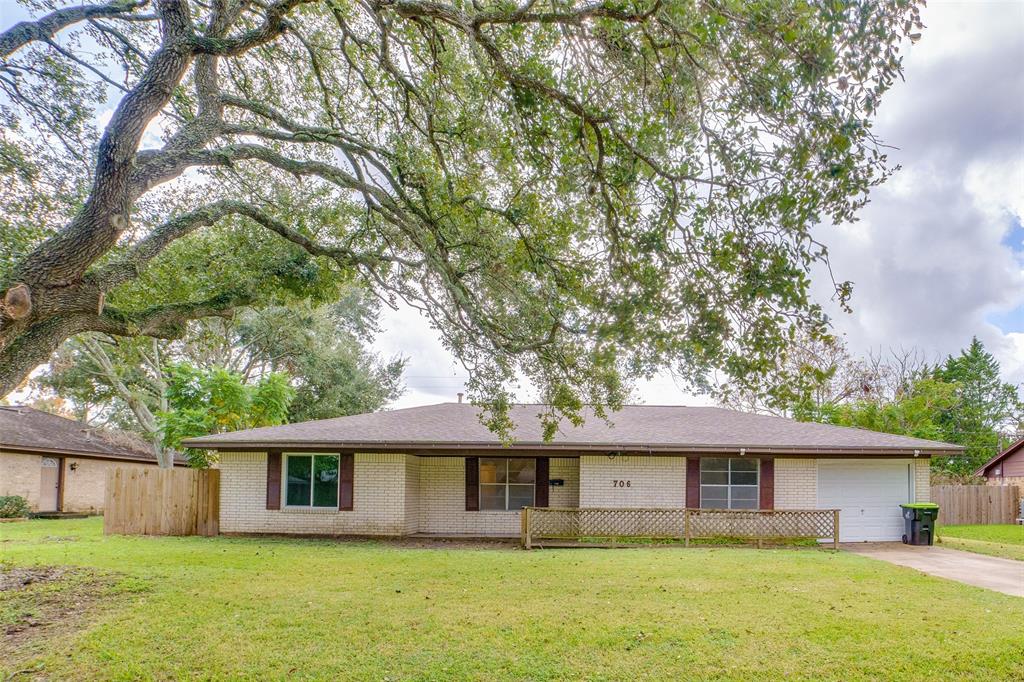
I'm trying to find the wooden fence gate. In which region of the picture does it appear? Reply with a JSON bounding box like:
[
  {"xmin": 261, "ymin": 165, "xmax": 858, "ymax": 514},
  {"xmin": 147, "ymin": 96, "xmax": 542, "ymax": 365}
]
[
  {"xmin": 930, "ymin": 485, "xmax": 1020, "ymax": 525},
  {"xmin": 104, "ymin": 467, "xmax": 219, "ymax": 536}
]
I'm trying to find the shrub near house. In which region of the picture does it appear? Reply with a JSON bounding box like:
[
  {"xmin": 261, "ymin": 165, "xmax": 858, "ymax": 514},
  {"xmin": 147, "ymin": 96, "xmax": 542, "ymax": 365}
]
[{"xmin": 0, "ymin": 495, "xmax": 30, "ymax": 518}]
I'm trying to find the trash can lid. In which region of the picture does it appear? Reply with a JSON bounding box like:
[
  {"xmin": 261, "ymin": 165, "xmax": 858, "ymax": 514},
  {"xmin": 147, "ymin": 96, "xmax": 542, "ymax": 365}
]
[{"xmin": 900, "ymin": 503, "xmax": 939, "ymax": 509}]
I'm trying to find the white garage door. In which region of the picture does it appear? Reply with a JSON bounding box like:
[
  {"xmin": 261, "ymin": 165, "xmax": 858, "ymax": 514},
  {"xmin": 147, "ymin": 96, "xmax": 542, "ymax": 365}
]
[{"xmin": 817, "ymin": 459, "xmax": 915, "ymax": 542}]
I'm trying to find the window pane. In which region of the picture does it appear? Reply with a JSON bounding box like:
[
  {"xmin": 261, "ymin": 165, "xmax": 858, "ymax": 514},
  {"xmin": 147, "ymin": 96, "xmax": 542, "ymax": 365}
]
[
  {"xmin": 701, "ymin": 457, "xmax": 729, "ymax": 472},
  {"xmin": 480, "ymin": 484, "xmax": 506, "ymax": 510},
  {"xmin": 286, "ymin": 455, "xmax": 312, "ymax": 506},
  {"xmin": 730, "ymin": 458, "xmax": 757, "ymax": 473},
  {"xmin": 731, "ymin": 471, "xmax": 758, "ymax": 486},
  {"xmin": 730, "ymin": 486, "xmax": 758, "ymax": 509},
  {"xmin": 507, "ymin": 459, "xmax": 536, "ymax": 484},
  {"xmin": 700, "ymin": 486, "xmax": 729, "ymax": 509},
  {"xmin": 507, "ymin": 484, "xmax": 534, "ymax": 510},
  {"xmin": 700, "ymin": 470, "xmax": 728, "ymax": 485},
  {"xmin": 312, "ymin": 455, "xmax": 339, "ymax": 507},
  {"xmin": 480, "ymin": 458, "xmax": 506, "ymax": 484}
]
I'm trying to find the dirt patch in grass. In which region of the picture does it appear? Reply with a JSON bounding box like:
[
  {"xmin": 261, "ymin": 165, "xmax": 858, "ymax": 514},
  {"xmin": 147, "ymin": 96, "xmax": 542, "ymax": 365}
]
[{"xmin": 1, "ymin": 564, "xmax": 130, "ymax": 678}]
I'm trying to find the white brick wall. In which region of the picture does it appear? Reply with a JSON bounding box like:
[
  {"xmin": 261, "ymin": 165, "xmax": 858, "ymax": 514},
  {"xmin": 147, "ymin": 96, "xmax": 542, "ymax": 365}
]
[
  {"xmin": 549, "ymin": 458, "xmax": 579, "ymax": 508},
  {"xmin": 219, "ymin": 453, "xmax": 572, "ymax": 537},
  {"xmin": 578, "ymin": 456, "xmax": 685, "ymax": 508},
  {"xmin": 775, "ymin": 458, "xmax": 817, "ymax": 509},
  {"xmin": 403, "ymin": 455, "xmax": 420, "ymax": 534},
  {"xmin": 915, "ymin": 458, "xmax": 930, "ymax": 503},
  {"xmin": 416, "ymin": 457, "xmax": 521, "ymax": 536},
  {"xmin": 221, "ymin": 452, "xmax": 908, "ymax": 535},
  {"xmin": 219, "ymin": 452, "xmax": 410, "ymax": 535}
]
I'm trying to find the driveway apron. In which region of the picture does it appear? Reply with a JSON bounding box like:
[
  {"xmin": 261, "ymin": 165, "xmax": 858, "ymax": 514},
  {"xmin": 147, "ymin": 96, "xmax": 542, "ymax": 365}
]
[{"xmin": 844, "ymin": 543, "xmax": 1024, "ymax": 597}]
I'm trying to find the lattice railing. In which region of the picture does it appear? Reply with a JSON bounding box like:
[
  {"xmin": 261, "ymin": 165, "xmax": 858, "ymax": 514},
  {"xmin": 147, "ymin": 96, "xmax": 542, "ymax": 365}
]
[{"xmin": 521, "ymin": 507, "xmax": 839, "ymax": 549}]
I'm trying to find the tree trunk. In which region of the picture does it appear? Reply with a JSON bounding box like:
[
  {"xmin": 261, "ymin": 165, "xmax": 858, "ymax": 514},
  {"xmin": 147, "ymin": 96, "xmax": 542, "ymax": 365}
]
[{"xmin": 80, "ymin": 335, "xmax": 174, "ymax": 468}]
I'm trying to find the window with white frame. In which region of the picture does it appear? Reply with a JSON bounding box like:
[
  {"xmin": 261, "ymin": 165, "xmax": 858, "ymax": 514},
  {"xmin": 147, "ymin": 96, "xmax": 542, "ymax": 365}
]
[
  {"xmin": 479, "ymin": 458, "xmax": 535, "ymax": 510},
  {"xmin": 285, "ymin": 454, "xmax": 340, "ymax": 508},
  {"xmin": 699, "ymin": 457, "xmax": 759, "ymax": 510}
]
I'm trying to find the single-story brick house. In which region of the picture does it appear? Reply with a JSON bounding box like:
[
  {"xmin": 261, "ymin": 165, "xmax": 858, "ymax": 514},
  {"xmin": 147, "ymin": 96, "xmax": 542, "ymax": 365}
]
[
  {"xmin": 975, "ymin": 437, "xmax": 1024, "ymax": 490},
  {"xmin": 0, "ymin": 406, "xmax": 181, "ymax": 514},
  {"xmin": 184, "ymin": 403, "xmax": 962, "ymax": 542}
]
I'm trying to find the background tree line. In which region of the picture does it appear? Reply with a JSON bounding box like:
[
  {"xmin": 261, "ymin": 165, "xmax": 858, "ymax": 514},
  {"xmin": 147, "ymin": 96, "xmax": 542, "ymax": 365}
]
[{"xmin": 719, "ymin": 336, "xmax": 1023, "ymax": 478}]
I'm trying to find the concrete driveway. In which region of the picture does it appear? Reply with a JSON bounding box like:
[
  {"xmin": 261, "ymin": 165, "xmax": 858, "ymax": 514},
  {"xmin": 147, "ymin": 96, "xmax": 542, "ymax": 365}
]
[{"xmin": 844, "ymin": 543, "xmax": 1024, "ymax": 597}]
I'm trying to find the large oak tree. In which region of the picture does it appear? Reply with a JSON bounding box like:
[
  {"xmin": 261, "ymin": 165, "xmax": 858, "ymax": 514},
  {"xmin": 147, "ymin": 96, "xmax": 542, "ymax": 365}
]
[{"xmin": 0, "ymin": 0, "xmax": 922, "ymax": 433}]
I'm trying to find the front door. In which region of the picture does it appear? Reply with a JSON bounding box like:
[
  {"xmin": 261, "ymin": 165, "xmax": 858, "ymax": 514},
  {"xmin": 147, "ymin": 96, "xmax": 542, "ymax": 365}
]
[{"xmin": 39, "ymin": 457, "xmax": 61, "ymax": 512}]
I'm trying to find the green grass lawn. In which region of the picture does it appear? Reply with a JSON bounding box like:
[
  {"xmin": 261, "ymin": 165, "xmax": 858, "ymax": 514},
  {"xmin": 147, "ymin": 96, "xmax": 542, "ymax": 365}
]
[
  {"xmin": 938, "ymin": 524, "xmax": 1024, "ymax": 561},
  {"xmin": 2, "ymin": 518, "xmax": 1022, "ymax": 681}
]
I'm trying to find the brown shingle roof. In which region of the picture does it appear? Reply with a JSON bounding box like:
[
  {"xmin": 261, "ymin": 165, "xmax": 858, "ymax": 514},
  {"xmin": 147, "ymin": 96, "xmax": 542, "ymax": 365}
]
[
  {"xmin": 182, "ymin": 403, "xmax": 963, "ymax": 455},
  {"xmin": 0, "ymin": 406, "xmax": 175, "ymax": 463}
]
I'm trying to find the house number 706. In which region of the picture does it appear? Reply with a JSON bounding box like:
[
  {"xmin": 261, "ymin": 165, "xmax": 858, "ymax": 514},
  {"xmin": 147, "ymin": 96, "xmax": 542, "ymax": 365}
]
[{"xmin": 612, "ymin": 480, "xmax": 631, "ymax": 487}]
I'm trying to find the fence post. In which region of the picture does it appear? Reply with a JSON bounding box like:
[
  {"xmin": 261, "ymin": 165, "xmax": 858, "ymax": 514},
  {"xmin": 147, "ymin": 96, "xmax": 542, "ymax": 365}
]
[
  {"xmin": 684, "ymin": 509, "xmax": 691, "ymax": 547},
  {"xmin": 832, "ymin": 509, "xmax": 840, "ymax": 551},
  {"xmin": 520, "ymin": 507, "xmax": 527, "ymax": 548},
  {"xmin": 523, "ymin": 507, "xmax": 532, "ymax": 550}
]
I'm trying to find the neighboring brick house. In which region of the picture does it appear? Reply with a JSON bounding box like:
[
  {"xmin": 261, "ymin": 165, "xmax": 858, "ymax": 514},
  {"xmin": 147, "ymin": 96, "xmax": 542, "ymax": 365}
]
[
  {"xmin": 0, "ymin": 406, "xmax": 182, "ymax": 514},
  {"xmin": 975, "ymin": 438, "xmax": 1024, "ymax": 491},
  {"xmin": 184, "ymin": 403, "xmax": 960, "ymax": 542}
]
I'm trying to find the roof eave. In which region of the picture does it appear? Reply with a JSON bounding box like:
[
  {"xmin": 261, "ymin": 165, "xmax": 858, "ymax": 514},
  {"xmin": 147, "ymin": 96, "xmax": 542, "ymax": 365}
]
[
  {"xmin": 0, "ymin": 443, "xmax": 181, "ymax": 464},
  {"xmin": 182, "ymin": 438, "xmax": 962, "ymax": 455},
  {"xmin": 973, "ymin": 436, "xmax": 1024, "ymax": 476}
]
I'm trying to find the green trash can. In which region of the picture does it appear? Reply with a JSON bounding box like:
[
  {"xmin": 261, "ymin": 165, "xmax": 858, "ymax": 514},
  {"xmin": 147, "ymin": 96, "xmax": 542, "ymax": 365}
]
[{"xmin": 900, "ymin": 503, "xmax": 939, "ymax": 546}]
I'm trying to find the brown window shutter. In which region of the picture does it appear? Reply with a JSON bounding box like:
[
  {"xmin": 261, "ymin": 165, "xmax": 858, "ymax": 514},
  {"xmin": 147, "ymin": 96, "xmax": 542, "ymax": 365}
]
[
  {"xmin": 535, "ymin": 457, "xmax": 550, "ymax": 507},
  {"xmin": 465, "ymin": 457, "xmax": 479, "ymax": 511},
  {"xmin": 760, "ymin": 458, "xmax": 774, "ymax": 510},
  {"xmin": 339, "ymin": 454, "xmax": 354, "ymax": 511},
  {"xmin": 686, "ymin": 457, "xmax": 700, "ymax": 508},
  {"xmin": 266, "ymin": 451, "xmax": 281, "ymax": 510}
]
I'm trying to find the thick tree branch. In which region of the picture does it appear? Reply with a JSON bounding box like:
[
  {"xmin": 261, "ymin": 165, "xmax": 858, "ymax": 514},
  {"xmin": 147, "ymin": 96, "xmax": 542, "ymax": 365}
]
[
  {"xmin": 92, "ymin": 291, "xmax": 252, "ymax": 340},
  {"xmin": 187, "ymin": 0, "xmax": 310, "ymax": 55},
  {"xmin": 0, "ymin": 0, "xmax": 148, "ymax": 59},
  {"xmin": 89, "ymin": 198, "xmax": 423, "ymax": 294}
]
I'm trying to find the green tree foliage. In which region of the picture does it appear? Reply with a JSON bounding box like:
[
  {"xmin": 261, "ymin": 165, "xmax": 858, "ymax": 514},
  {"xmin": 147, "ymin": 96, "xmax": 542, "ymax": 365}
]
[
  {"xmin": 227, "ymin": 302, "xmax": 406, "ymax": 422},
  {"xmin": 827, "ymin": 378, "xmax": 959, "ymax": 444},
  {"xmin": 35, "ymin": 294, "xmax": 405, "ymax": 466},
  {"xmin": 160, "ymin": 363, "xmax": 294, "ymax": 467},
  {"xmin": 0, "ymin": 0, "xmax": 925, "ymax": 434},
  {"xmin": 932, "ymin": 337, "xmax": 1023, "ymax": 475}
]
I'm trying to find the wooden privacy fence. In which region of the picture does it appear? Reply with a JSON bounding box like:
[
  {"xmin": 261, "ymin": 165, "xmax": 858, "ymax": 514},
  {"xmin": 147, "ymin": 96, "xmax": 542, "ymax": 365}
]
[
  {"xmin": 104, "ymin": 467, "xmax": 219, "ymax": 537},
  {"xmin": 930, "ymin": 485, "xmax": 1020, "ymax": 525},
  {"xmin": 521, "ymin": 507, "xmax": 839, "ymax": 550}
]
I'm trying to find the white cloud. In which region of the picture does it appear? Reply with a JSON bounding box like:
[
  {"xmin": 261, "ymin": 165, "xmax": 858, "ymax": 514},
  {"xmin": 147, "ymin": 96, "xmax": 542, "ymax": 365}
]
[{"xmin": 807, "ymin": 0, "xmax": 1024, "ymax": 382}]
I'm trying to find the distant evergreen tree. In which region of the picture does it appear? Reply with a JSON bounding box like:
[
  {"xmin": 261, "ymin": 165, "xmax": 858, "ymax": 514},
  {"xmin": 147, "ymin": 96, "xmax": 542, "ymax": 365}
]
[{"xmin": 933, "ymin": 337, "xmax": 1023, "ymax": 475}]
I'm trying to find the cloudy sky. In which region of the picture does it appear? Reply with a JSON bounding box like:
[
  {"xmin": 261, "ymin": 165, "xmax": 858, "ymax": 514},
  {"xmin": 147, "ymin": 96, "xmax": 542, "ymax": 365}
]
[{"xmin": 373, "ymin": 0, "xmax": 1024, "ymax": 408}]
